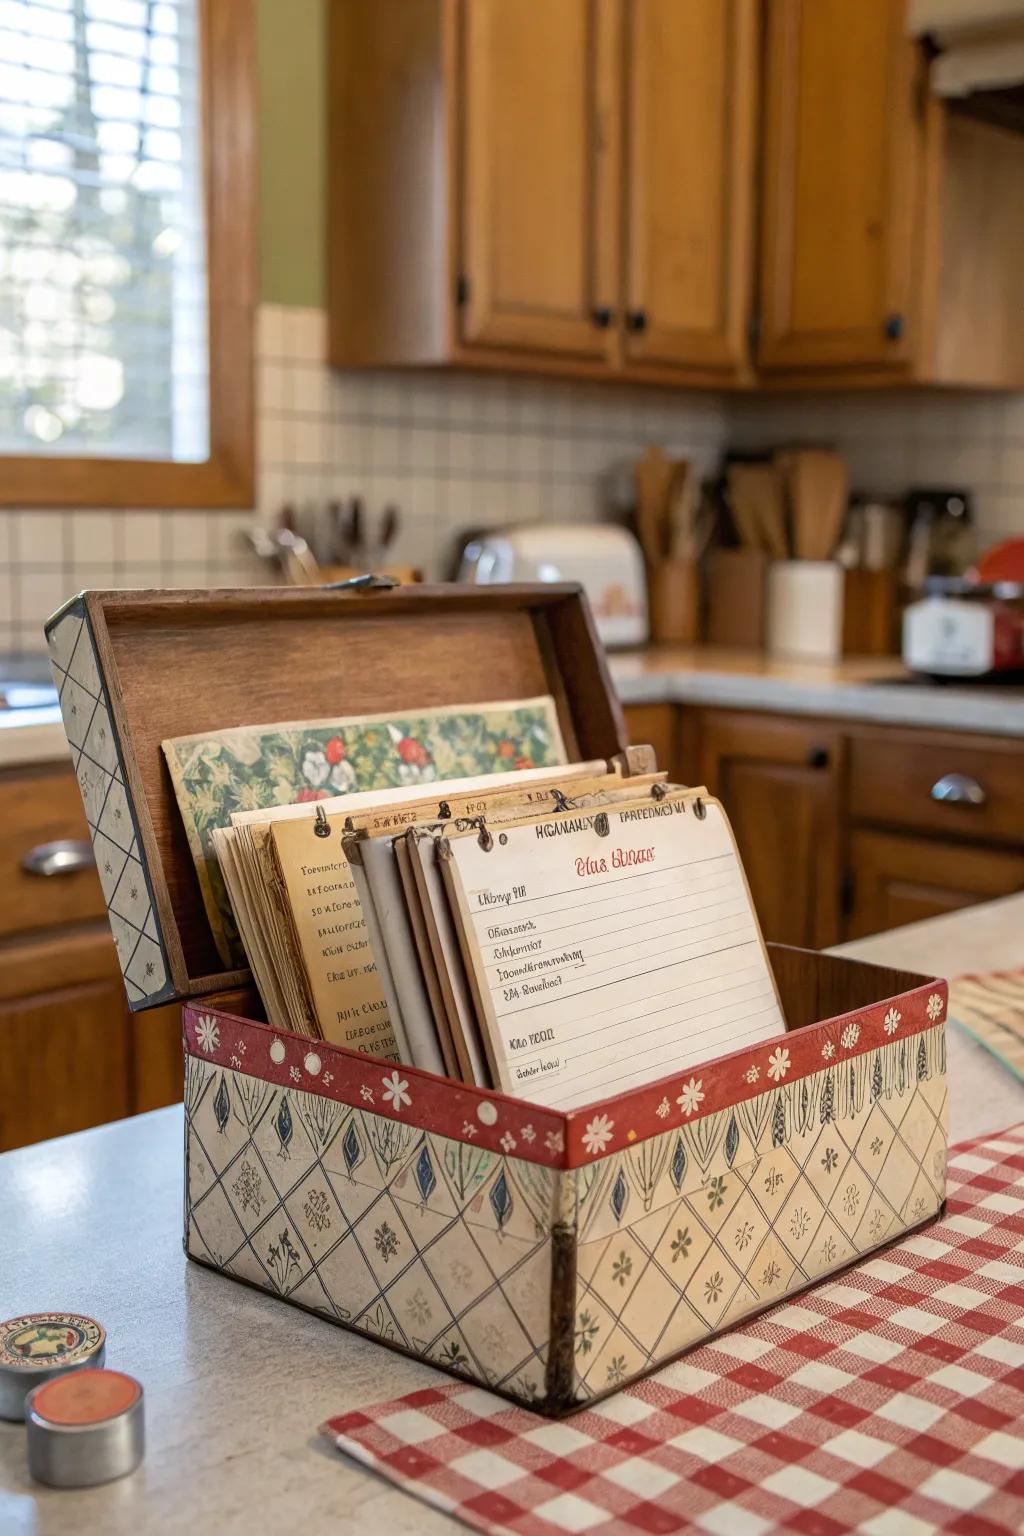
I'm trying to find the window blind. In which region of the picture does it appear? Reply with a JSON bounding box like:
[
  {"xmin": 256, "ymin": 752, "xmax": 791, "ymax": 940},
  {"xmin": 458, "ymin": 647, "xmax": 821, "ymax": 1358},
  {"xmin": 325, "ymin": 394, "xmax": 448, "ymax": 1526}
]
[{"xmin": 0, "ymin": 0, "xmax": 208, "ymax": 463}]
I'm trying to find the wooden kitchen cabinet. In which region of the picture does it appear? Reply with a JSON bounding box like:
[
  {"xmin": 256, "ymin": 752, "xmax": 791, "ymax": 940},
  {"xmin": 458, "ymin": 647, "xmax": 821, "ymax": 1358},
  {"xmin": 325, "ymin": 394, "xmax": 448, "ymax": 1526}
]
[
  {"xmin": 758, "ymin": 0, "xmax": 1024, "ymax": 387},
  {"xmin": 695, "ymin": 710, "xmax": 843, "ymax": 949},
  {"xmin": 0, "ymin": 762, "xmax": 183, "ymax": 1150},
  {"xmin": 458, "ymin": 0, "xmax": 620, "ymax": 364},
  {"xmin": 329, "ymin": 0, "xmax": 757, "ymax": 385},
  {"xmin": 845, "ymin": 829, "xmax": 1024, "ymax": 941},
  {"xmin": 624, "ymin": 701, "xmax": 1024, "ymax": 948},
  {"xmin": 622, "ymin": 0, "xmax": 757, "ymax": 375}
]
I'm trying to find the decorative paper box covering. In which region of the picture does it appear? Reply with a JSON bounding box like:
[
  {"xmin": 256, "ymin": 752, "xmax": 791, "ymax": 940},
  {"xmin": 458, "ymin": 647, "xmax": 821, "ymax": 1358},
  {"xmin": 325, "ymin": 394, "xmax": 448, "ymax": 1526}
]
[{"xmin": 46, "ymin": 586, "xmax": 948, "ymax": 1415}]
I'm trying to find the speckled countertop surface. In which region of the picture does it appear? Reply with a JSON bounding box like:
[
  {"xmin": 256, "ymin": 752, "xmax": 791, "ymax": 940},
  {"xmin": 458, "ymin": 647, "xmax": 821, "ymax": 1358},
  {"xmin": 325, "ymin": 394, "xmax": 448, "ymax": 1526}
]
[
  {"xmin": 608, "ymin": 646, "xmax": 1024, "ymax": 737},
  {"xmin": 2, "ymin": 645, "xmax": 1023, "ymax": 773}
]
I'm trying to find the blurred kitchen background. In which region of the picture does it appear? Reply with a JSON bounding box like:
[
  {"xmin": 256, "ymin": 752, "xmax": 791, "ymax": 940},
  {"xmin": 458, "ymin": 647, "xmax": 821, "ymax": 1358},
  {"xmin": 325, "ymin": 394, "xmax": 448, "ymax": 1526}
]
[{"xmin": 3, "ymin": 0, "xmax": 1024, "ymax": 1147}]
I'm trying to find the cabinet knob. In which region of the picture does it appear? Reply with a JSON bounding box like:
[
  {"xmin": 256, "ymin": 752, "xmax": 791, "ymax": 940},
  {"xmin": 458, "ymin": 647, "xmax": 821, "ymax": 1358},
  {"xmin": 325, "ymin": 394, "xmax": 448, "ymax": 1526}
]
[
  {"xmin": 626, "ymin": 309, "xmax": 648, "ymax": 333},
  {"xmin": 806, "ymin": 746, "xmax": 830, "ymax": 769},
  {"xmin": 884, "ymin": 312, "xmax": 904, "ymax": 341},
  {"xmin": 592, "ymin": 306, "xmax": 613, "ymax": 329},
  {"xmin": 930, "ymin": 772, "xmax": 986, "ymax": 806},
  {"xmin": 21, "ymin": 839, "xmax": 95, "ymax": 877}
]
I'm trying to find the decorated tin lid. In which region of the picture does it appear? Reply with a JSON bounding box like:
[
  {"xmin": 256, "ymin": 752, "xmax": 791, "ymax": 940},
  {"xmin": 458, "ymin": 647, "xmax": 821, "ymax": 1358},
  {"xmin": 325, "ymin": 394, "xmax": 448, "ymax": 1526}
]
[
  {"xmin": 26, "ymin": 1368, "xmax": 144, "ymax": 1489},
  {"xmin": 0, "ymin": 1313, "xmax": 106, "ymax": 1421}
]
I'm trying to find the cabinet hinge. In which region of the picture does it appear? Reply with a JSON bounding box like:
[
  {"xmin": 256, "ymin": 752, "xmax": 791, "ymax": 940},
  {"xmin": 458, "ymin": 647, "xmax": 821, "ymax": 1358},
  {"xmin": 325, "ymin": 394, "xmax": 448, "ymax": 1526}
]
[
  {"xmin": 747, "ymin": 308, "xmax": 762, "ymax": 355},
  {"xmin": 840, "ymin": 870, "xmax": 855, "ymax": 920},
  {"xmin": 455, "ymin": 274, "xmax": 470, "ymax": 307}
]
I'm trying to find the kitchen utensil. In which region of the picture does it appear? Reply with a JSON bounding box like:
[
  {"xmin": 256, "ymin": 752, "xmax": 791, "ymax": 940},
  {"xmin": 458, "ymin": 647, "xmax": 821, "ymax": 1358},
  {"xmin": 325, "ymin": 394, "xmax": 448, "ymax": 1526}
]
[
  {"xmin": 784, "ymin": 449, "xmax": 849, "ymax": 562},
  {"xmin": 634, "ymin": 445, "xmax": 674, "ymax": 562},
  {"xmin": 647, "ymin": 559, "xmax": 701, "ymax": 645},
  {"xmin": 458, "ymin": 523, "xmax": 648, "ymax": 648},
  {"xmin": 728, "ymin": 462, "xmax": 788, "ymax": 559},
  {"xmin": 861, "ymin": 500, "xmax": 905, "ymax": 572}
]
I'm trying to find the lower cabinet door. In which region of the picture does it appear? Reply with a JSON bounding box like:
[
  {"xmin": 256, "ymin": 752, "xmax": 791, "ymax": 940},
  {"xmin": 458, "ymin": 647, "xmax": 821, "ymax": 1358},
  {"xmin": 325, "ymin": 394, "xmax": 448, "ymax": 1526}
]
[
  {"xmin": 697, "ymin": 710, "xmax": 843, "ymax": 948},
  {"xmin": 0, "ymin": 929, "xmax": 183, "ymax": 1151},
  {"xmin": 846, "ymin": 828, "xmax": 1024, "ymax": 941}
]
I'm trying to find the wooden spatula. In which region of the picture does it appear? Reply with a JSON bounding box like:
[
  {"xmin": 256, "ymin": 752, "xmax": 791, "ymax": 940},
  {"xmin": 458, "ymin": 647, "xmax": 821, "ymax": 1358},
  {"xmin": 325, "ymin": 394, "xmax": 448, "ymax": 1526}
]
[
  {"xmin": 634, "ymin": 445, "xmax": 674, "ymax": 563},
  {"xmin": 727, "ymin": 463, "xmax": 788, "ymax": 558},
  {"xmin": 784, "ymin": 450, "xmax": 849, "ymax": 562}
]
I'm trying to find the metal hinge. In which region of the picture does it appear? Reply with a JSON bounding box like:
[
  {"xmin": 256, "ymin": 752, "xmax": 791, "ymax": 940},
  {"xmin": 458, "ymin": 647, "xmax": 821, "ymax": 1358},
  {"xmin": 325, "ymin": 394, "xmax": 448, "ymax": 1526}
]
[{"xmin": 455, "ymin": 274, "xmax": 470, "ymax": 307}]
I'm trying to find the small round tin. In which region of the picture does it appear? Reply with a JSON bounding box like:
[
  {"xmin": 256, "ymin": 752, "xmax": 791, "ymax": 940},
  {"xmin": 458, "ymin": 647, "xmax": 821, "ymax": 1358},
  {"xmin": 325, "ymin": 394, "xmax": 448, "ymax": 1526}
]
[
  {"xmin": 0, "ymin": 1313, "xmax": 106, "ymax": 1421},
  {"xmin": 26, "ymin": 1369, "xmax": 144, "ymax": 1489}
]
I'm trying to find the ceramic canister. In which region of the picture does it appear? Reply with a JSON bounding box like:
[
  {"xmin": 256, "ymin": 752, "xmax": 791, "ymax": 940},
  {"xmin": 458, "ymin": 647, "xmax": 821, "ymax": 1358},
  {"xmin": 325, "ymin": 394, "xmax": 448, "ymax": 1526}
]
[
  {"xmin": 26, "ymin": 1368, "xmax": 145, "ymax": 1488},
  {"xmin": 0, "ymin": 1313, "xmax": 106, "ymax": 1422}
]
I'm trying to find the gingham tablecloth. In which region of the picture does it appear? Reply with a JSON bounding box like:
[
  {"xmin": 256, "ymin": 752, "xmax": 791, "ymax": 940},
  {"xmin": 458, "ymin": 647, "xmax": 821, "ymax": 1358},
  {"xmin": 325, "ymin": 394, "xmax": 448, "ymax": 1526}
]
[{"xmin": 322, "ymin": 1123, "xmax": 1024, "ymax": 1535}]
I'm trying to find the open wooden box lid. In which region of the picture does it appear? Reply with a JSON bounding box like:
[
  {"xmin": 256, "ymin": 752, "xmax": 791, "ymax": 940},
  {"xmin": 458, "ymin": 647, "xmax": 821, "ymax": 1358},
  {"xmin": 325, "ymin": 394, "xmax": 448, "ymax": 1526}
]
[{"xmin": 46, "ymin": 583, "xmax": 628, "ymax": 1010}]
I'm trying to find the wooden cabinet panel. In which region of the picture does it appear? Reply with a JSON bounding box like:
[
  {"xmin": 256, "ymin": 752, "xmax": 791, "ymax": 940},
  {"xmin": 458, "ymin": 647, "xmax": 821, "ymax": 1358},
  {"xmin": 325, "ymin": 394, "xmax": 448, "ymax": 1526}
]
[
  {"xmin": 697, "ymin": 711, "xmax": 843, "ymax": 948},
  {"xmin": 623, "ymin": 0, "xmax": 756, "ymax": 374},
  {"xmin": 759, "ymin": 0, "xmax": 924, "ymax": 371},
  {"xmin": 849, "ymin": 730, "xmax": 1024, "ymax": 847},
  {"xmin": 459, "ymin": 0, "xmax": 620, "ymax": 361},
  {"xmin": 623, "ymin": 703, "xmax": 678, "ymax": 779},
  {"xmin": 846, "ymin": 829, "xmax": 1024, "ymax": 942},
  {"xmin": 0, "ymin": 929, "xmax": 132, "ymax": 1151},
  {"xmin": 0, "ymin": 765, "xmax": 105, "ymax": 940},
  {"xmin": 131, "ymin": 1002, "xmax": 184, "ymax": 1114}
]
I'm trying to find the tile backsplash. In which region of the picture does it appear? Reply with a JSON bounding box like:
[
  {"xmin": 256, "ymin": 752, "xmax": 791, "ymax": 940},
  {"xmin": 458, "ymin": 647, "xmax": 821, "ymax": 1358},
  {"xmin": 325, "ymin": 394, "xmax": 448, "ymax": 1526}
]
[{"xmin": 2, "ymin": 302, "xmax": 1023, "ymax": 654}]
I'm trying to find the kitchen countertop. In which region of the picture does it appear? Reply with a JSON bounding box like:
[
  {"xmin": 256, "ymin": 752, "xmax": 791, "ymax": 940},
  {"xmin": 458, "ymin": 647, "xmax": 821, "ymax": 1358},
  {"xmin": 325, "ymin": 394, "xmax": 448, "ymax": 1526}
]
[
  {"xmin": 3, "ymin": 644, "xmax": 1024, "ymax": 771},
  {"xmin": 609, "ymin": 646, "xmax": 1024, "ymax": 736},
  {"xmin": 2, "ymin": 896, "xmax": 1022, "ymax": 1535}
]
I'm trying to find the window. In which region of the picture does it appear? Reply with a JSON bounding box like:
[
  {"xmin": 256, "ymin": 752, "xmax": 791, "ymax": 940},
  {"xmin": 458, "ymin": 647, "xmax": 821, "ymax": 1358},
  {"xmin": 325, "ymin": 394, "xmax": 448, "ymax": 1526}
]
[{"xmin": 0, "ymin": 0, "xmax": 254, "ymax": 505}]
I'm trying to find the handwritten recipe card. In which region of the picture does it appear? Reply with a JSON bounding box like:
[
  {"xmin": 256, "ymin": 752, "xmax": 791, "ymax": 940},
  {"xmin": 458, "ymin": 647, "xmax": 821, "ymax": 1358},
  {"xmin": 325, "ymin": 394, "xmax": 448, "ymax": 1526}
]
[{"xmin": 441, "ymin": 793, "xmax": 787, "ymax": 1109}]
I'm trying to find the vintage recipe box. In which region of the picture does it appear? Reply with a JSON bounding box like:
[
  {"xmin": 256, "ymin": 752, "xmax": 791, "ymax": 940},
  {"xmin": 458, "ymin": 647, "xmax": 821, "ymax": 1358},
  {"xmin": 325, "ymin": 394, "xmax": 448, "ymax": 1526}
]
[{"xmin": 46, "ymin": 585, "xmax": 948, "ymax": 1415}]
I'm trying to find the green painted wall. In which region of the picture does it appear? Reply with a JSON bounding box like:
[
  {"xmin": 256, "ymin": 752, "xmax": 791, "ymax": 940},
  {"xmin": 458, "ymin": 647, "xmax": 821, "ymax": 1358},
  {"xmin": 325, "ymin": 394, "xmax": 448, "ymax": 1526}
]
[{"xmin": 257, "ymin": 0, "xmax": 326, "ymax": 307}]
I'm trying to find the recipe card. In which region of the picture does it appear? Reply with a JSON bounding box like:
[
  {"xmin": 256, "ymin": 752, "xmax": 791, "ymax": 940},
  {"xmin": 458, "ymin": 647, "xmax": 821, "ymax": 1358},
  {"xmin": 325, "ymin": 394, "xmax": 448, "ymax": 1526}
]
[{"xmin": 439, "ymin": 791, "xmax": 787, "ymax": 1109}]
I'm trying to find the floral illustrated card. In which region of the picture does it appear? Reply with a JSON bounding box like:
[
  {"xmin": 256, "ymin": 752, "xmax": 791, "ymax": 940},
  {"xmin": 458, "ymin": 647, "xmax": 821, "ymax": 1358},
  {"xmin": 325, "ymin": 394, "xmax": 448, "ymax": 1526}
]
[{"xmin": 163, "ymin": 697, "xmax": 566, "ymax": 967}]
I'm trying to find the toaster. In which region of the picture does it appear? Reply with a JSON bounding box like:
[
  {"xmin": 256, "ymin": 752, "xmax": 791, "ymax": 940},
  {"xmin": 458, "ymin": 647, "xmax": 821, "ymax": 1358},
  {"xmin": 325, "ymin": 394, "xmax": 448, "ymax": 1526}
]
[{"xmin": 458, "ymin": 523, "xmax": 648, "ymax": 648}]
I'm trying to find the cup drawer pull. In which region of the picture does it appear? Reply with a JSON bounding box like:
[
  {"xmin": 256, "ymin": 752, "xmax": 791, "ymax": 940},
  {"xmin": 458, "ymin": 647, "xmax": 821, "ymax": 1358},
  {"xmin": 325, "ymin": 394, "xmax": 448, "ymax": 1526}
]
[
  {"xmin": 21, "ymin": 839, "xmax": 95, "ymax": 876},
  {"xmin": 930, "ymin": 773, "xmax": 986, "ymax": 807}
]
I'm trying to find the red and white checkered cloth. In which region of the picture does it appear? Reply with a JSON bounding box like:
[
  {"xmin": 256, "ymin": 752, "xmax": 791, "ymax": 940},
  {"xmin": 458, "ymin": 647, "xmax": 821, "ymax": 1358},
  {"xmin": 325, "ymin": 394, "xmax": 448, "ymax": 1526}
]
[{"xmin": 322, "ymin": 1123, "xmax": 1024, "ymax": 1535}]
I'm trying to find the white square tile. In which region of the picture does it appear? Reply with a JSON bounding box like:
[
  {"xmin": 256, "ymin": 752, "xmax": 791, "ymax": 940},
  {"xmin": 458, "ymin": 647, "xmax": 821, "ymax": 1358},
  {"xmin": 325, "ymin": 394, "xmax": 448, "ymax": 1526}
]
[
  {"xmin": 69, "ymin": 511, "xmax": 117, "ymax": 567},
  {"xmin": 121, "ymin": 511, "xmax": 165, "ymax": 563},
  {"xmin": 19, "ymin": 570, "xmax": 73, "ymax": 632},
  {"xmin": 290, "ymin": 362, "xmax": 326, "ymax": 415},
  {"xmin": 256, "ymin": 303, "xmax": 284, "ymax": 358},
  {"xmin": 918, "ymin": 1467, "xmax": 992, "ymax": 1512},
  {"xmin": 14, "ymin": 510, "xmax": 65, "ymax": 566},
  {"xmin": 292, "ymin": 418, "xmax": 324, "ymax": 467},
  {"xmin": 167, "ymin": 511, "xmax": 211, "ymax": 564},
  {"xmin": 258, "ymin": 359, "xmax": 287, "ymax": 413},
  {"xmin": 284, "ymin": 306, "xmax": 326, "ymax": 362}
]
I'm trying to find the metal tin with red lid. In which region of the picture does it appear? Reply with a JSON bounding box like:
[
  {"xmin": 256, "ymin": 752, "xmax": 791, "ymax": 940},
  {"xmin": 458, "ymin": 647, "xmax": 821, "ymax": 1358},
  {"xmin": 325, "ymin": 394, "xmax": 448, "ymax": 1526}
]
[
  {"xmin": 0, "ymin": 1313, "xmax": 106, "ymax": 1422},
  {"xmin": 26, "ymin": 1368, "xmax": 145, "ymax": 1488}
]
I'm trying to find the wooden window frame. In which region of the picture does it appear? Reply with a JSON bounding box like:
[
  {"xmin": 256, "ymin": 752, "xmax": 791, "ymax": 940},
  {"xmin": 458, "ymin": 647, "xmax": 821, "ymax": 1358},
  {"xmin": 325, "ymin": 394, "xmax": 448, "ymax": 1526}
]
[{"xmin": 0, "ymin": 0, "xmax": 256, "ymax": 509}]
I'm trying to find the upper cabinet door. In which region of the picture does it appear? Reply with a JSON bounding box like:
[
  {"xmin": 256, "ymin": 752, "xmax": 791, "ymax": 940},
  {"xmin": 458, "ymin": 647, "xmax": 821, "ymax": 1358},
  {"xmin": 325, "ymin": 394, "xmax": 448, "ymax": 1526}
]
[
  {"xmin": 759, "ymin": 0, "xmax": 925, "ymax": 372},
  {"xmin": 623, "ymin": 0, "xmax": 757, "ymax": 374},
  {"xmin": 458, "ymin": 0, "xmax": 621, "ymax": 361}
]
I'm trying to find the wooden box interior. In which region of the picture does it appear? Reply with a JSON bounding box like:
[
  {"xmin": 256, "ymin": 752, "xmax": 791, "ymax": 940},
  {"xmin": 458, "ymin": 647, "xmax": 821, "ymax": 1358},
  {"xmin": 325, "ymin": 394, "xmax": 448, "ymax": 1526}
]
[{"xmin": 82, "ymin": 584, "xmax": 627, "ymax": 1003}]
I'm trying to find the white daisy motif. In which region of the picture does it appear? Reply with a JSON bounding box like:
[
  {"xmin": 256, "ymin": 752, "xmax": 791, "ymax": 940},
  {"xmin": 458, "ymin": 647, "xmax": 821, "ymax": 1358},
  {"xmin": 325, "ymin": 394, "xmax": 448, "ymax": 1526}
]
[
  {"xmin": 236, "ymin": 1040, "xmax": 246, "ymax": 1055},
  {"xmin": 676, "ymin": 1078, "xmax": 705, "ymax": 1117},
  {"xmin": 499, "ymin": 1131, "xmax": 517, "ymax": 1153},
  {"xmin": 841, "ymin": 1023, "xmax": 861, "ymax": 1050},
  {"xmin": 744, "ymin": 1065, "xmax": 760, "ymax": 1084},
  {"xmin": 230, "ymin": 1054, "xmax": 241, "ymax": 1069},
  {"xmin": 322, "ymin": 1071, "xmax": 333, "ymax": 1086},
  {"xmin": 381, "ymin": 1071, "xmax": 411, "ymax": 1111},
  {"xmin": 520, "ymin": 1125, "xmax": 536, "ymax": 1143},
  {"xmin": 462, "ymin": 1121, "xmax": 478, "ymax": 1138},
  {"xmin": 195, "ymin": 1016, "xmax": 220, "ymax": 1054},
  {"xmin": 544, "ymin": 1130, "xmax": 564, "ymax": 1154},
  {"xmin": 581, "ymin": 1114, "xmax": 615, "ymax": 1158},
  {"xmin": 927, "ymin": 993, "xmax": 944, "ymax": 1021},
  {"xmin": 821, "ymin": 1041, "xmax": 835, "ymax": 1060},
  {"xmin": 656, "ymin": 1097, "xmax": 671, "ymax": 1119},
  {"xmin": 289, "ymin": 1066, "xmax": 301, "ymax": 1083},
  {"xmin": 883, "ymin": 1007, "xmax": 901, "ymax": 1036},
  {"xmin": 767, "ymin": 1047, "xmax": 791, "ymax": 1082},
  {"xmin": 359, "ymin": 1085, "xmax": 374, "ymax": 1103}
]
